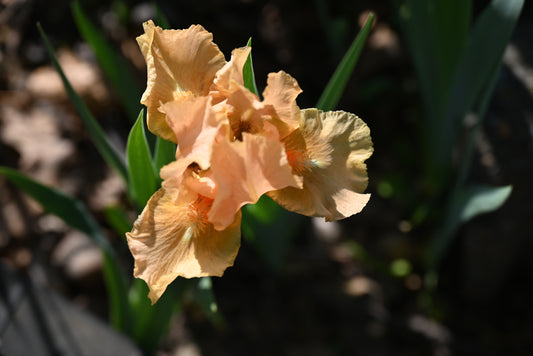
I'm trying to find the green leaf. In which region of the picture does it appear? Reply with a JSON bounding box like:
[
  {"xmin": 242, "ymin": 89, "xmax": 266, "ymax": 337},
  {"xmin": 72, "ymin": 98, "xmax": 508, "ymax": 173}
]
[
  {"xmin": 103, "ymin": 205, "xmax": 132, "ymax": 237},
  {"xmin": 192, "ymin": 277, "xmax": 223, "ymax": 326},
  {"xmin": 126, "ymin": 110, "xmax": 158, "ymax": 208},
  {"xmin": 153, "ymin": 136, "xmax": 176, "ymax": 174},
  {"xmin": 429, "ymin": 185, "xmax": 512, "ymax": 270},
  {"xmin": 153, "ymin": 1, "xmax": 171, "ymax": 29},
  {"xmin": 460, "ymin": 185, "xmax": 512, "ymax": 223},
  {"xmin": 243, "ymin": 38, "xmax": 260, "ymax": 97},
  {"xmin": 0, "ymin": 167, "xmax": 110, "ymax": 251},
  {"xmin": 0, "ymin": 166, "xmax": 131, "ymax": 330},
  {"xmin": 397, "ymin": 0, "xmax": 472, "ymax": 183},
  {"xmin": 399, "ymin": 0, "xmax": 471, "ymax": 117},
  {"xmin": 316, "ymin": 12, "xmax": 374, "ymax": 111},
  {"xmin": 128, "ymin": 278, "xmax": 186, "ymax": 351},
  {"xmin": 242, "ymin": 195, "xmax": 304, "ymax": 271},
  {"xmin": 71, "ymin": 1, "xmax": 142, "ymax": 120},
  {"xmin": 447, "ymin": 0, "xmax": 524, "ymax": 125},
  {"xmin": 37, "ymin": 23, "xmax": 128, "ymax": 184}
]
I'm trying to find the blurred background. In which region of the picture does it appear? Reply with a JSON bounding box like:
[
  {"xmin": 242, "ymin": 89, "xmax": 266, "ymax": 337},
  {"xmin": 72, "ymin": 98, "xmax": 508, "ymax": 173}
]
[{"xmin": 1, "ymin": 0, "xmax": 532, "ymax": 355}]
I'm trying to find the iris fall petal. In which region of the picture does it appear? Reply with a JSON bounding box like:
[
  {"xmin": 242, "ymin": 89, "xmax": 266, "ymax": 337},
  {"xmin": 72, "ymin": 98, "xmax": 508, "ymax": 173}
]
[
  {"xmin": 126, "ymin": 186, "xmax": 241, "ymax": 304},
  {"xmin": 269, "ymin": 108, "xmax": 373, "ymax": 221}
]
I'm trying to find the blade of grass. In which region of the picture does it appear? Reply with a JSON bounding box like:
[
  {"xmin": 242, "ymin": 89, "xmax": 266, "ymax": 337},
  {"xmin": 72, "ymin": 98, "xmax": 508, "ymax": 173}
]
[
  {"xmin": 316, "ymin": 12, "xmax": 374, "ymax": 111},
  {"xmin": 126, "ymin": 110, "xmax": 158, "ymax": 208},
  {"xmin": 71, "ymin": 1, "xmax": 141, "ymax": 121},
  {"xmin": 0, "ymin": 167, "xmax": 131, "ymax": 330},
  {"xmin": 37, "ymin": 23, "xmax": 128, "ymax": 184},
  {"xmin": 243, "ymin": 38, "xmax": 260, "ymax": 97}
]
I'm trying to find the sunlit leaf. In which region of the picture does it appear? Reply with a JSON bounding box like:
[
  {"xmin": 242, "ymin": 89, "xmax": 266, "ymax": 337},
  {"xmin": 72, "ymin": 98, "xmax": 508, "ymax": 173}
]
[
  {"xmin": 243, "ymin": 38, "xmax": 260, "ymax": 97},
  {"xmin": 126, "ymin": 110, "xmax": 158, "ymax": 208},
  {"xmin": 316, "ymin": 12, "xmax": 374, "ymax": 111},
  {"xmin": 37, "ymin": 23, "xmax": 128, "ymax": 184},
  {"xmin": 460, "ymin": 185, "xmax": 512, "ymax": 223}
]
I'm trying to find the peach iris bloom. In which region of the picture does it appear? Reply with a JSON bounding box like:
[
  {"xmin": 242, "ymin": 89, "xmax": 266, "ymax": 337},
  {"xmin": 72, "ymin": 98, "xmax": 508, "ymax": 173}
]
[{"xmin": 127, "ymin": 21, "xmax": 373, "ymax": 304}]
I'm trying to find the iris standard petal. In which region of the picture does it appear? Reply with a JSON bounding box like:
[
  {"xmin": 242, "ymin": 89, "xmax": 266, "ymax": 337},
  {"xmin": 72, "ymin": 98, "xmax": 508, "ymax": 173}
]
[
  {"xmin": 161, "ymin": 96, "xmax": 222, "ymax": 170},
  {"xmin": 137, "ymin": 21, "xmax": 226, "ymax": 142},
  {"xmin": 262, "ymin": 71, "xmax": 302, "ymax": 138},
  {"xmin": 208, "ymin": 129, "xmax": 302, "ymax": 230}
]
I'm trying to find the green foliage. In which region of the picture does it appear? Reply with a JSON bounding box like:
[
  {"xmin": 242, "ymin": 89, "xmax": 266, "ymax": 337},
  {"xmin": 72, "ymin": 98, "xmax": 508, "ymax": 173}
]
[
  {"xmin": 192, "ymin": 277, "xmax": 224, "ymax": 326},
  {"xmin": 459, "ymin": 185, "xmax": 513, "ymax": 224},
  {"xmin": 0, "ymin": 167, "xmax": 131, "ymax": 331},
  {"xmin": 242, "ymin": 196, "xmax": 305, "ymax": 272},
  {"xmin": 241, "ymin": 39, "xmax": 304, "ymax": 272},
  {"xmin": 243, "ymin": 38, "xmax": 260, "ymax": 97},
  {"xmin": 31, "ymin": 18, "xmax": 220, "ymax": 351},
  {"xmin": 126, "ymin": 110, "xmax": 158, "ymax": 208},
  {"xmin": 153, "ymin": 137, "xmax": 177, "ymax": 176},
  {"xmin": 399, "ymin": 0, "xmax": 523, "ymax": 187},
  {"xmin": 398, "ymin": 0, "xmax": 523, "ymax": 276},
  {"xmin": 317, "ymin": 12, "xmax": 374, "ymax": 111},
  {"xmin": 71, "ymin": 1, "xmax": 142, "ymax": 120},
  {"xmin": 37, "ymin": 23, "xmax": 128, "ymax": 184},
  {"xmin": 241, "ymin": 15, "xmax": 374, "ymax": 272}
]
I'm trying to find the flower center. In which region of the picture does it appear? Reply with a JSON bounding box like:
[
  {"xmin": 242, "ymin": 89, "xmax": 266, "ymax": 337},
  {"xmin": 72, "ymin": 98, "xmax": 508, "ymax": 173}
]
[
  {"xmin": 286, "ymin": 149, "xmax": 313, "ymax": 174},
  {"xmin": 186, "ymin": 195, "xmax": 214, "ymax": 236}
]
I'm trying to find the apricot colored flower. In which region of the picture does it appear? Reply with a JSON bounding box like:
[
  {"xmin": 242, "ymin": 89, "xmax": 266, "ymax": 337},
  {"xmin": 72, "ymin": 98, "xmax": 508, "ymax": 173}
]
[
  {"xmin": 127, "ymin": 21, "xmax": 373, "ymax": 304},
  {"xmin": 137, "ymin": 21, "xmax": 226, "ymax": 142},
  {"xmin": 268, "ymin": 108, "xmax": 373, "ymax": 221},
  {"xmin": 127, "ymin": 164, "xmax": 241, "ymax": 303}
]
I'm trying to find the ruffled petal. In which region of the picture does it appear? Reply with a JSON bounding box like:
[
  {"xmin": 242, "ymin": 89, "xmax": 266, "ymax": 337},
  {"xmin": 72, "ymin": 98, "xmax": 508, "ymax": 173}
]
[
  {"xmin": 126, "ymin": 186, "xmax": 241, "ymax": 304},
  {"xmin": 224, "ymin": 82, "xmax": 264, "ymax": 140},
  {"xmin": 262, "ymin": 71, "xmax": 302, "ymax": 138},
  {"xmin": 137, "ymin": 21, "xmax": 226, "ymax": 142},
  {"xmin": 210, "ymin": 47, "xmax": 251, "ymax": 104},
  {"xmin": 268, "ymin": 109, "xmax": 373, "ymax": 221},
  {"xmin": 208, "ymin": 129, "xmax": 302, "ymax": 230},
  {"xmin": 161, "ymin": 96, "xmax": 222, "ymax": 170}
]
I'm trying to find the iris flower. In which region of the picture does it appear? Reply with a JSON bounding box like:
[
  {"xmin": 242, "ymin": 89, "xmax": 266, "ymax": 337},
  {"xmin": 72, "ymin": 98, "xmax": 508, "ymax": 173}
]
[{"xmin": 127, "ymin": 21, "xmax": 373, "ymax": 303}]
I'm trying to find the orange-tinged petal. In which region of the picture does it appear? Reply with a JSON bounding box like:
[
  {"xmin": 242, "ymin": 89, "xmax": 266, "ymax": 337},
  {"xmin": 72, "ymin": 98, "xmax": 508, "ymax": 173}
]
[
  {"xmin": 137, "ymin": 21, "xmax": 226, "ymax": 142},
  {"xmin": 126, "ymin": 187, "xmax": 241, "ymax": 304},
  {"xmin": 161, "ymin": 159, "xmax": 218, "ymax": 200},
  {"xmin": 268, "ymin": 109, "xmax": 373, "ymax": 221},
  {"xmin": 208, "ymin": 129, "xmax": 302, "ymax": 230},
  {"xmin": 161, "ymin": 96, "xmax": 221, "ymax": 170},
  {"xmin": 210, "ymin": 46, "xmax": 251, "ymax": 104},
  {"xmin": 262, "ymin": 71, "xmax": 302, "ymax": 138},
  {"xmin": 225, "ymin": 82, "xmax": 264, "ymax": 140}
]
